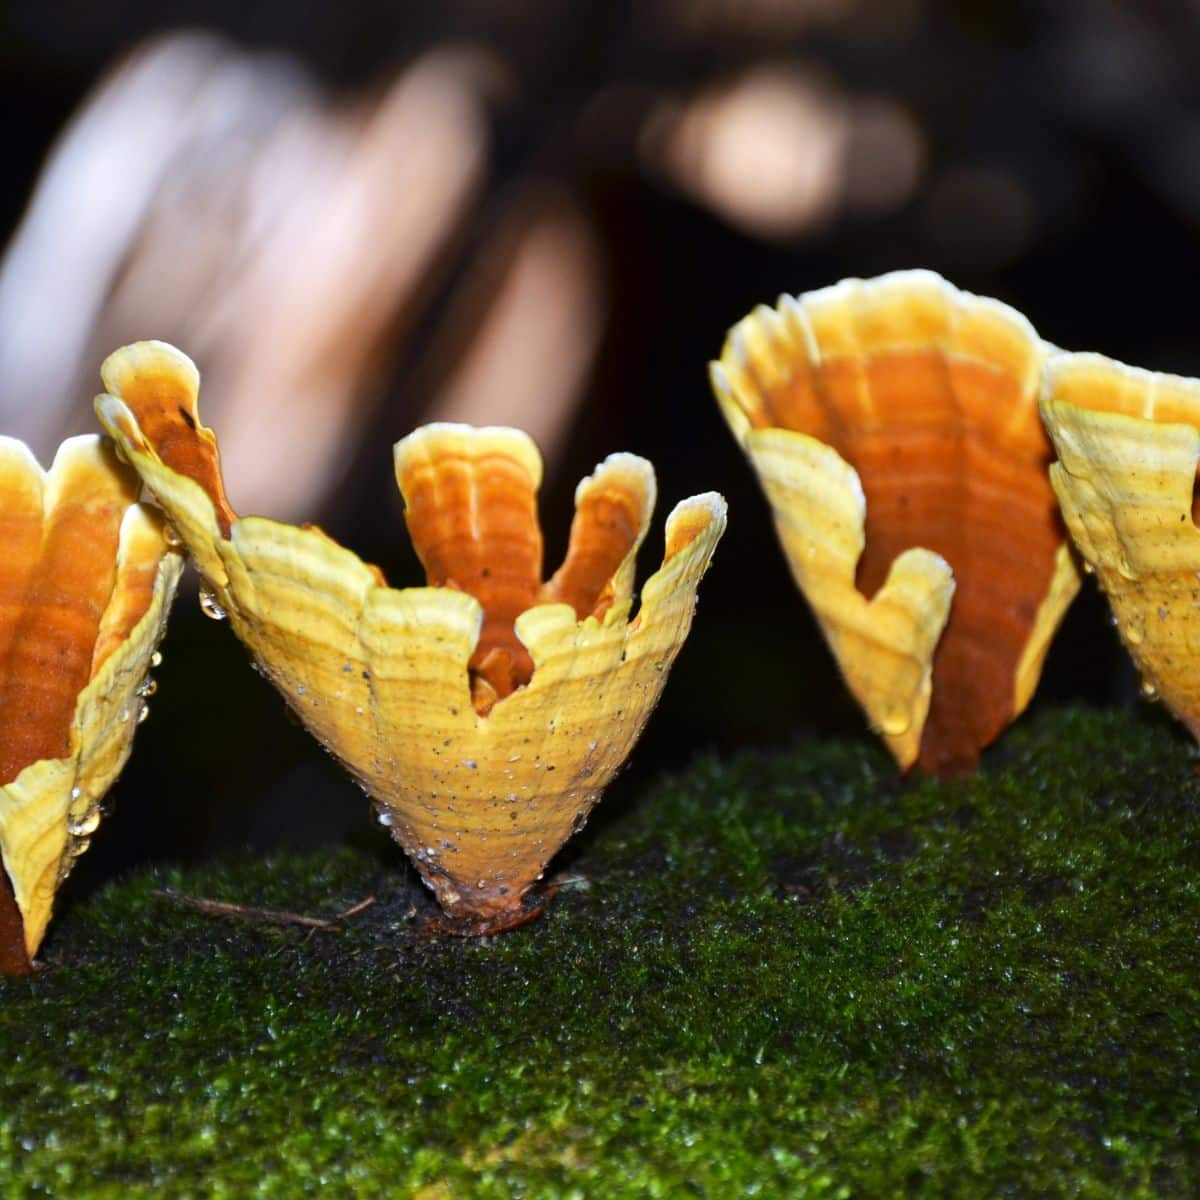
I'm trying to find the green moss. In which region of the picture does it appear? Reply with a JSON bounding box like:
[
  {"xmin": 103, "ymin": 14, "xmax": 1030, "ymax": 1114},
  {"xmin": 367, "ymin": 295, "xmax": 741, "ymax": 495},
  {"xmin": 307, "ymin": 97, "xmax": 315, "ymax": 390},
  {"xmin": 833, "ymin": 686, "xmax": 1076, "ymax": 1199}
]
[{"xmin": 2, "ymin": 705, "xmax": 1198, "ymax": 1196}]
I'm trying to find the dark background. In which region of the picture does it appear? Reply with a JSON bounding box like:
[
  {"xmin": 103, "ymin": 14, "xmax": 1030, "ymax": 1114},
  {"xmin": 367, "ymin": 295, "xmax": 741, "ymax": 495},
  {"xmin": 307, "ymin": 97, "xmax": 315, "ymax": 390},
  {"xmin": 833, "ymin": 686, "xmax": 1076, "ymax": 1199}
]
[{"xmin": 3, "ymin": 1, "xmax": 1195, "ymax": 885}]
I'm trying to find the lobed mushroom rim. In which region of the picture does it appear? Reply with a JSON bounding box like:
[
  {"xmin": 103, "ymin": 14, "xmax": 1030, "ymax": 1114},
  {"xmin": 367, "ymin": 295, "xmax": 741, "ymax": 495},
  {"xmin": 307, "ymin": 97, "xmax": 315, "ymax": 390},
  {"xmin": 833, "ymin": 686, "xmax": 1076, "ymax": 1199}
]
[{"xmin": 95, "ymin": 379, "xmax": 727, "ymax": 717}]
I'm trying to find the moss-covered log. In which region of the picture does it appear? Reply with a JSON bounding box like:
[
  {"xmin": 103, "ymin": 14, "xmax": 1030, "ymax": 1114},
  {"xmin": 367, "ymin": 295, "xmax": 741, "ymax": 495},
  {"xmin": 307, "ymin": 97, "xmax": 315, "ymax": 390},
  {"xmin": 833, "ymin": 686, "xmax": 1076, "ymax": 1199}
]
[{"xmin": 1, "ymin": 707, "xmax": 1197, "ymax": 1196}]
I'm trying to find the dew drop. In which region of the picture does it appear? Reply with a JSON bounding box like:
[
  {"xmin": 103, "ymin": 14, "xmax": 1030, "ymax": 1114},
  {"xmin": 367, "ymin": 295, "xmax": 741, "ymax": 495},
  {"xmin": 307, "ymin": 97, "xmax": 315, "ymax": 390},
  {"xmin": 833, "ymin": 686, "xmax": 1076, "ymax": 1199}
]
[
  {"xmin": 1081, "ymin": 560, "xmax": 1095, "ymax": 575},
  {"xmin": 1140, "ymin": 678, "xmax": 1160, "ymax": 701},
  {"xmin": 136, "ymin": 700, "xmax": 150, "ymax": 724},
  {"xmin": 69, "ymin": 836, "xmax": 92, "ymax": 858},
  {"xmin": 476, "ymin": 879, "xmax": 487, "ymax": 889},
  {"xmin": 198, "ymin": 586, "xmax": 227, "ymax": 621},
  {"xmin": 70, "ymin": 786, "xmax": 82, "ymax": 802},
  {"xmin": 654, "ymin": 660, "xmax": 665, "ymax": 672},
  {"xmin": 137, "ymin": 677, "xmax": 158, "ymax": 698},
  {"xmin": 878, "ymin": 706, "xmax": 911, "ymax": 737},
  {"xmin": 163, "ymin": 523, "xmax": 184, "ymax": 549},
  {"xmin": 150, "ymin": 651, "xmax": 163, "ymax": 669},
  {"xmin": 376, "ymin": 810, "xmax": 394, "ymax": 828},
  {"xmin": 68, "ymin": 808, "xmax": 102, "ymax": 838}
]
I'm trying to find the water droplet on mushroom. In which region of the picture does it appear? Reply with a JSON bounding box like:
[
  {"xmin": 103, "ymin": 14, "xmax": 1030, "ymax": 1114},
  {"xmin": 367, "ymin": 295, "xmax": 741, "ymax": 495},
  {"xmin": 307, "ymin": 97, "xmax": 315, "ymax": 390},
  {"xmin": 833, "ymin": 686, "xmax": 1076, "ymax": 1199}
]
[
  {"xmin": 878, "ymin": 705, "xmax": 911, "ymax": 737},
  {"xmin": 376, "ymin": 810, "xmax": 394, "ymax": 828},
  {"xmin": 1081, "ymin": 560, "xmax": 1095, "ymax": 575},
  {"xmin": 150, "ymin": 651, "xmax": 163, "ymax": 669},
  {"xmin": 654, "ymin": 660, "xmax": 665, "ymax": 672},
  {"xmin": 198, "ymin": 586, "xmax": 227, "ymax": 621},
  {"xmin": 1139, "ymin": 677, "xmax": 1160, "ymax": 701},
  {"xmin": 137, "ymin": 676, "xmax": 158, "ymax": 698},
  {"xmin": 476, "ymin": 879, "xmax": 487, "ymax": 889},
  {"xmin": 136, "ymin": 699, "xmax": 150, "ymax": 724},
  {"xmin": 68, "ymin": 808, "xmax": 102, "ymax": 838},
  {"xmin": 163, "ymin": 523, "xmax": 184, "ymax": 549},
  {"xmin": 68, "ymin": 836, "xmax": 91, "ymax": 858}
]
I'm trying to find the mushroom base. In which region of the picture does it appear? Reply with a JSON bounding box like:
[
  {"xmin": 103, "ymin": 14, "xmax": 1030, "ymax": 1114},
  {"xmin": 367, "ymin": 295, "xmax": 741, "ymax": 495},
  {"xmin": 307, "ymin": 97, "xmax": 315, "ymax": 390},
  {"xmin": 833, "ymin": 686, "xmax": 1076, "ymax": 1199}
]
[{"xmin": 426, "ymin": 886, "xmax": 549, "ymax": 937}]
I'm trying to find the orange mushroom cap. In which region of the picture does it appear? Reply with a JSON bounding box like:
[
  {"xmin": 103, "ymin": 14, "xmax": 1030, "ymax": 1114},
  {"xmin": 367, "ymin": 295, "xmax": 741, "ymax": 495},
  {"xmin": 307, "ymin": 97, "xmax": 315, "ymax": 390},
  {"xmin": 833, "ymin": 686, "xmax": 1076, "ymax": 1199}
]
[
  {"xmin": 711, "ymin": 270, "xmax": 1079, "ymax": 775},
  {"xmin": 0, "ymin": 435, "xmax": 180, "ymax": 971},
  {"xmin": 1042, "ymin": 352, "xmax": 1200, "ymax": 746},
  {"xmin": 96, "ymin": 341, "xmax": 725, "ymax": 932}
]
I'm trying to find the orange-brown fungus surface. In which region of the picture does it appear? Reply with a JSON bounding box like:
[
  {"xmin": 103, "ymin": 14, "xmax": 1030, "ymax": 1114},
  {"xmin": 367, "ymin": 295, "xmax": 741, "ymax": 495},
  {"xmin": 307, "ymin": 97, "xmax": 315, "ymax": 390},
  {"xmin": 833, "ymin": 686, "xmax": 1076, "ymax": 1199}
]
[
  {"xmin": 542, "ymin": 455, "xmax": 655, "ymax": 622},
  {"xmin": 397, "ymin": 428, "xmax": 653, "ymax": 714},
  {"xmin": 803, "ymin": 353, "xmax": 1057, "ymax": 775},
  {"xmin": 398, "ymin": 431, "xmax": 543, "ymax": 706},
  {"xmin": 0, "ymin": 444, "xmax": 136, "ymax": 786}
]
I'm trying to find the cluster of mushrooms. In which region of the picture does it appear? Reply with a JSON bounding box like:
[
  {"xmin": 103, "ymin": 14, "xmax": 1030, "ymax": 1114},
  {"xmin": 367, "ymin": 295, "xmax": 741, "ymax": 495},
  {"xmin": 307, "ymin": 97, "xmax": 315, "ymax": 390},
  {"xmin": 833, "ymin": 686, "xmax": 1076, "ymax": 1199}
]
[{"xmin": 0, "ymin": 270, "xmax": 1193, "ymax": 973}]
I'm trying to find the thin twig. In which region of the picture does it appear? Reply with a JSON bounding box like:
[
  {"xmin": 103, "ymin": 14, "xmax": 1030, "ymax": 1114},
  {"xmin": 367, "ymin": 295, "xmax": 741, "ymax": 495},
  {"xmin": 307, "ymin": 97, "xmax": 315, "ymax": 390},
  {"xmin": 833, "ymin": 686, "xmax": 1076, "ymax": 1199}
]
[
  {"xmin": 335, "ymin": 895, "xmax": 378, "ymax": 920},
  {"xmin": 156, "ymin": 889, "xmax": 376, "ymax": 933}
]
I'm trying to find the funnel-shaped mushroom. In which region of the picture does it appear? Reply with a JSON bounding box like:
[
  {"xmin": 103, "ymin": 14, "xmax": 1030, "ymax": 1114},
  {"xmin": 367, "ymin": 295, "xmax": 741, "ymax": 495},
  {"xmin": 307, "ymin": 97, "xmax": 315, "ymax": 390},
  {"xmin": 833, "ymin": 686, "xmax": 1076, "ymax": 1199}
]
[
  {"xmin": 0, "ymin": 436, "xmax": 180, "ymax": 972},
  {"xmin": 96, "ymin": 341, "xmax": 725, "ymax": 933},
  {"xmin": 1041, "ymin": 352, "xmax": 1200, "ymax": 742},
  {"xmin": 711, "ymin": 270, "xmax": 1079, "ymax": 774}
]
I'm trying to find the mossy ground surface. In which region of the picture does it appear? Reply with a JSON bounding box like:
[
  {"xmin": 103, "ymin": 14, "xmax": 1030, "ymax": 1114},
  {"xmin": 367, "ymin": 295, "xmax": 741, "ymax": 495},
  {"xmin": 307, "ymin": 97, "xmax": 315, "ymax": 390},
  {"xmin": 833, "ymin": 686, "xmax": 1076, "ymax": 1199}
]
[{"xmin": 1, "ymin": 706, "xmax": 1198, "ymax": 1197}]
